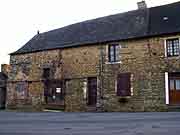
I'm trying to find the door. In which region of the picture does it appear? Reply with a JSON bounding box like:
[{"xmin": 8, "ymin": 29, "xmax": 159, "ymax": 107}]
[
  {"xmin": 169, "ymin": 73, "xmax": 180, "ymax": 104},
  {"xmin": 87, "ymin": 77, "xmax": 97, "ymax": 106},
  {"xmin": 44, "ymin": 80, "xmax": 64, "ymax": 107}
]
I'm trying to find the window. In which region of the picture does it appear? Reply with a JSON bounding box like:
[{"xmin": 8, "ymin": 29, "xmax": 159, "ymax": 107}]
[
  {"xmin": 169, "ymin": 79, "xmax": 180, "ymax": 91},
  {"xmin": 166, "ymin": 38, "xmax": 180, "ymax": 57},
  {"xmin": 108, "ymin": 44, "xmax": 120, "ymax": 62},
  {"xmin": 170, "ymin": 79, "xmax": 175, "ymax": 89},
  {"xmin": 176, "ymin": 80, "xmax": 180, "ymax": 90},
  {"xmin": 43, "ymin": 68, "xmax": 50, "ymax": 79},
  {"xmin": 15, "ymin": 82, "xmax": 28, "ymax": 99},
  {"xmin": 117, "ymin": 73, "xmax": 131, "ymax": 96},
  {"xmin": 169, "ymin": 73, "xmax": 180, "ymax": 91}
]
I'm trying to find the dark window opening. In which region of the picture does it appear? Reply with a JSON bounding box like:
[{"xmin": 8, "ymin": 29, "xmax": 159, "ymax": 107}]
[
  {"xmin": 43, "ymin": 68, "xmax": 50, "ymax": 79},
  {"xmin": 44, "ymin": 80, "xmax": 64, "ymax": 105},
  {"xmin": 108, "ymin": 44, "xmax": 120, "ymax": 62},
  {"xmin": 166, "ymin": 38, "xmax": 180, "ymax": 57},
  {"xmin": 117, "ymin": 73, "xmax": 131, "ymax": 96}
]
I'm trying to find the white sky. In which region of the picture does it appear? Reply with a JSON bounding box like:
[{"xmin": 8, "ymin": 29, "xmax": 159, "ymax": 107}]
[{"xmin": 0, "ymin": 0, "xmax": 178, "ymax": 66}]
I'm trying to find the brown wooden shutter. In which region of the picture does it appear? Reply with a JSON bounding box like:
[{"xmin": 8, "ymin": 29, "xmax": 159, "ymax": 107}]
[{"xmin": 117, "ymin": 73, "xmax": 131, "ymax": 96}]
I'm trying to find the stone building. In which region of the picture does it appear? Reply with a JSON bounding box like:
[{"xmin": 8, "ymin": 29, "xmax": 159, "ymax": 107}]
[{"xmin": 4, "ymin": 1, "xmax": 180, "ymax": 111}]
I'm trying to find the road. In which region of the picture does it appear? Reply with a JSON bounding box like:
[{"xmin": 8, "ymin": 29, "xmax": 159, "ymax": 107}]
[{"xmin": 0, "ymin": 111, "xmax": 180, "ymax": 135}]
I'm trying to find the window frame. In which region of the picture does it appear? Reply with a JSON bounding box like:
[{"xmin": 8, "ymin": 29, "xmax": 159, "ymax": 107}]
[
  {"xmin": 165, "ymin": 37, "xmax": 180, "ymax": 57},
  {"xmin": 108, "ymin": 43, "xmax": 121, "ymax": 63}
]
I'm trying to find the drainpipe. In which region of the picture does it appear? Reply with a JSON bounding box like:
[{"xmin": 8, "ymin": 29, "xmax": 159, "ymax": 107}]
[
  {"xmin": 98, "ymin": 44, "xmax": 104, "ymax": 111},
  {"xmin": 58, "ymin": 49, "xmax": 66, "ymax": 110}
]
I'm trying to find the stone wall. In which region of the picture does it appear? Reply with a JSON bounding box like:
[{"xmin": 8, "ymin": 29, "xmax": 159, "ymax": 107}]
[
  {"xmin": 7, "ymin": 34, "xmax": 180, "ymax": 111},
  {"xmin": 7, "ymin": 45, "xmax": 100, "ymax": 111},
  {"xmin": 99, "ymin": 35, "xmax": 180, "ymax": 112},
  {"xmin": 101, "ymin": 38, "xmax": 163, "ymax": 112},
  {"xmin": 65, "ymin": 78, "xmax": 86, "ymax": 112}
]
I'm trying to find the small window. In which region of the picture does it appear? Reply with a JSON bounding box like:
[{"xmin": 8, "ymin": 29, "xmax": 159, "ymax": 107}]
[
  {"xmin": 169, "ymin": 73, "xmax": 180, "ymax": 91},
  {"xmin": 176, "ymin": 80, "xmax": 180, "ymax": 90},
  {"xmin": 166, "ymin": 38, "xmax": 180, "ymax": 57},
  {"xmin": 117, "ymin": 73, "xmax": 131, "ymax": 96},
  {"xmin": 169, "ymin": 79, "xmax": 180, "ymax": 91},
  {"xmin": 108, "ymin": 44, "xmax": 120, "ymax": 63},
  {"xmin": 43, "ymin": 68, "xmax": 50, "ymax": 79},
  {"xmin": 170, "ymin": 80, "xmax": 175, "ymax": 90},
  {"xmin": 15, "ymin": 82, "xmax": 28, "ymax": 99}
]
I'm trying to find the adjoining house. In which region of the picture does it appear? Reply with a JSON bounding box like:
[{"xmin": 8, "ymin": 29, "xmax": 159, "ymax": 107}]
[
  {"xmin": 0, "ymin": 72, "xmax": 7, "ymax": 109},
  {"xmin": 2, "ymin": 1, "xmax": 180, "ymax": 111}
]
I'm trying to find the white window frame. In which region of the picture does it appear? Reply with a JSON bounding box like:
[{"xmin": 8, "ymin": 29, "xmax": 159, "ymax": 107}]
[{"xmin": 164, "ymin": 37, "xmax": 180, "ymax": 57}]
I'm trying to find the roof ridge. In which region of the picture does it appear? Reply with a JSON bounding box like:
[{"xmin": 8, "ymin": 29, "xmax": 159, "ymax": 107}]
[
  {"xmin": 40, "ymin": 1, "xmax": 180, "ymax": 35},
  {"xmin": 42, "ymin": 9, "xmax": 145, "ymax": 35},
  {"xmin": 11, "ymin": 1, "xmax": 180, "ymax": 55}
]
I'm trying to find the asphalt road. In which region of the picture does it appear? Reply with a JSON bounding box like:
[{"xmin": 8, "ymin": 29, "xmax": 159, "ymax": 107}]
[{"xmin": 0, "ymin": 111, "xmax": 180, "ymax": 135}]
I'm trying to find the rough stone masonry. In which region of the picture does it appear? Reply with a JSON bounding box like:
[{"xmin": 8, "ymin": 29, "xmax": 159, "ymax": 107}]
[{"xmin": 3, "ymin": 35, "xmax": 180, "ymax": 112}]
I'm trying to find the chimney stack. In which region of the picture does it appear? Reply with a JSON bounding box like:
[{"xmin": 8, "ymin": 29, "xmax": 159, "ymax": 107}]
[
  {"xmin": 37, "ymin": 30, "xmax": 40, "ymax": 35},
  {"xmin": 137, "ymin": 1, "xmax": 147, "ymax": 9}
]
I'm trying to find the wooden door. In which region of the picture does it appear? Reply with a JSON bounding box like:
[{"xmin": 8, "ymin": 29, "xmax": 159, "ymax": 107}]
[
  {"xmin": 169, "ymin": 73, "xmax": 180, "ymax": 105},
  {"xmin": 87, "ymin": 77, "xmax": 97, "ymax": 106}
]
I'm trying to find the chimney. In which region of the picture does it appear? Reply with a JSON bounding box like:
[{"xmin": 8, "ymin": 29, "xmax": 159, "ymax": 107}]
[
  {"xmin": 137, "ymin": 1, "xmax": 147, "ymax": 9},
  {"xmin": 37, "ymin": 30, "xmax": 40, "ymax": 35}
]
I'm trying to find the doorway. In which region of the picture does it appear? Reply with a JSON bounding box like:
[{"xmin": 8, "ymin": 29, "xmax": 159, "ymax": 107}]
[
  {"xmin": 44, "ymin": 80, "xmax": 65, "ymax": 110},
  {"xmin": 169, "ymin": 73, "xmax": 180, "ymax": 105},
  {"xmin": 87, "ymin": 77, "xmax": 97, "ymax": 106}
]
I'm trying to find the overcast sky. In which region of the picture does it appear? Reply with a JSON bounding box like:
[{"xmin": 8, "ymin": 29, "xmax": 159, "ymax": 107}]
[{"xmin": 0, "ymin": 0, "xmax": 178, "ymax": 66}]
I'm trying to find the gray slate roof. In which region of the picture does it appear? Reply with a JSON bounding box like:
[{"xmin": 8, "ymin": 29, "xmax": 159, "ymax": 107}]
[{"xmin": 11, "ymin": 1, "xmax": 180, "ymax": 55}]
